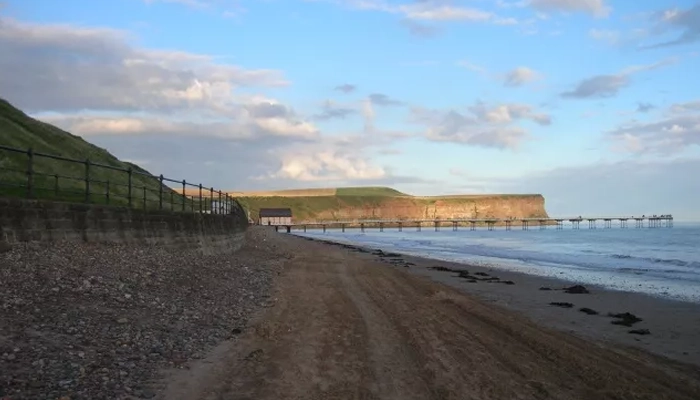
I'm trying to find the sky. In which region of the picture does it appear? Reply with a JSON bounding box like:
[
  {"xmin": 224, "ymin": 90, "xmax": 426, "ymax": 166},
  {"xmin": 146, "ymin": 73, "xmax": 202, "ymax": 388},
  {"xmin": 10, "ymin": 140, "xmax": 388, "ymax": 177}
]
[{"xmin": 0, "ymin": 0, "xmax": 699, "ymax": 220}]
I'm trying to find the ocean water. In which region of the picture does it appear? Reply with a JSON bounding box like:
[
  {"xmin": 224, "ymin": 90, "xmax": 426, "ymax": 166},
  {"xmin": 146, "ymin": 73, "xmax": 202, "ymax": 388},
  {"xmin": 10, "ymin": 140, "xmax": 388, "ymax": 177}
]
[{"xmin": 293, "ymin": 223, "xmax": 700, "ymax": 303}]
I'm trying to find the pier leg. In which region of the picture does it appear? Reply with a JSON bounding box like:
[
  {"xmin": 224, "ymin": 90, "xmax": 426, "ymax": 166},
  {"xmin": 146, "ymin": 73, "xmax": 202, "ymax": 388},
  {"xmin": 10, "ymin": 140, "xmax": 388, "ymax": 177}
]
[
  {"xmin": 398, "ymin": 222, "xmax": 402, "ymax": 232},
  {"xmin": 453, "ymin": 221, "xmax": 457, "ymax": 231},
  {"xmin": 417, "ymin": 223, "xmax": 421, "ymax": 232},
  {"xmin": 522, "ymin": 220, "xmax": 528, "ymax": 231},
  {"xmin": 361, "ymin": 223, "xmax": 365, "ymax": 233},
  {"xmin": 303, "ymin": 225, "xmax": 307, "ymax": 233},
  {"xmin": 539, "ymin": 220, "xmax": 546, "ymax": 230},
  {"xmin": 506, "ymin": 220, "xmax": 511, "ymax": 231},
  {"xmin": 556, "ymin": 220, "xmax": 563, "ymax": 230},
  {"xmin": 286, "ymin": 226, "xmax": 290, "ymax": 233},
  {"xmin": 434, "ymin": 221, "xmax": 439, "ymax": 232},
  {"xmin": 323, "ymin": 225, "xmax": 326, "ymax": 233},
  {"xmin": 488, "ymin": 222, "xmax": 494, "ymax": 231},
  {"xmin": 379, "ymin": 223, "xmax": 384, "ymax": 232},
  {"xmin": 342, "ymin": 224, "xmax": 345, "ymax": 233},
  {"xmin": 471, "ymin": 222, "xmax": 476, "ymax": 231}
]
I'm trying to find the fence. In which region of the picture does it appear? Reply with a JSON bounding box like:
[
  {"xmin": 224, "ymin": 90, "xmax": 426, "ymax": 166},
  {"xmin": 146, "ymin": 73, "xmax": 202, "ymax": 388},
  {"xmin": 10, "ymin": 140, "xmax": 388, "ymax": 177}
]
[{"xmin": 0, "ymin": 144, "xmax": 244, "ymax": 215}]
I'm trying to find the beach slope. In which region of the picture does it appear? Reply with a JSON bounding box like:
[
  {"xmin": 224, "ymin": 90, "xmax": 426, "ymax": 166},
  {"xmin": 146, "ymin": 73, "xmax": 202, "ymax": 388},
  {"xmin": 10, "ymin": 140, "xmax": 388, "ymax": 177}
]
[{"xmin": 159, "ymin": 228, "xmax": 700, "ymax": 400}]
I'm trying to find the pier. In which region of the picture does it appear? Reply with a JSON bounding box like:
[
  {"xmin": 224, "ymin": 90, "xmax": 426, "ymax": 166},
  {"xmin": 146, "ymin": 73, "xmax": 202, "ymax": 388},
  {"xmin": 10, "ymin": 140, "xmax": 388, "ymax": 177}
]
[{"xmin": 274, "ymin": 215, "xmax": 674, "ymax": 233}]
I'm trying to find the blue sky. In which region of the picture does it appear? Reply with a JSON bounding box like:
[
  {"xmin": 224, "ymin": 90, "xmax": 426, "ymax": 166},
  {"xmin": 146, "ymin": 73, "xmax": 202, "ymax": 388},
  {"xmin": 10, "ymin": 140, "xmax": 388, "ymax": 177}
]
[{"xmin": 0, "ymin": 0, "xmax": 699, "ymax": 219}]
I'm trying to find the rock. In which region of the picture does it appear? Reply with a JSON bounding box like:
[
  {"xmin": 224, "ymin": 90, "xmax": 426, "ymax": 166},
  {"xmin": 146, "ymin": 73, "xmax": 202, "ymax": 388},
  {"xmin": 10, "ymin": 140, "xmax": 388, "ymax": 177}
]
[
  {"xmin": 539, "ymin": 287, "xmax": 552, "ymax": 291},
  {"xmin": 609, "ymin": 312, "xmax": 643, "ymax": 327},
  {"xmin": 0, "ymin": 241, "xmax": 11, "ymax": 254},
  {"xmin": 117, "ymin": 318, "xmax": 128, "ymax": 324},
  {"xmin": 563, "ymin": 285, "xmax": 590, "ymax": 294},
  {"xmin": 629, "ymin": 329, "xmax": 651, "ymax": 335},
  {"xmin": 550, "ymin": 302, "xmax": 574, "ymax": 308},
  {"xmin": 429, "ymin": 266, "xmax": 456, "ymax": 272},
  {"xmin": 579, "ymin": 307, "xmax": 599, "ymax": 315}
]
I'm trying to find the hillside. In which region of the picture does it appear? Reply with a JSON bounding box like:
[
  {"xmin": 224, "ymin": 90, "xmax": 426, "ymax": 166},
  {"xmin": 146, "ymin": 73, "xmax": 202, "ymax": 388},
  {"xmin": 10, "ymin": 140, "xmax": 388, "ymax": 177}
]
[
  {"xmin": 0, "ymin": 98, "xmax": 179, "ymax": 207},
  {"xmin": 234, "ymin": 187, "xmax": 549, "ymax": 222}
]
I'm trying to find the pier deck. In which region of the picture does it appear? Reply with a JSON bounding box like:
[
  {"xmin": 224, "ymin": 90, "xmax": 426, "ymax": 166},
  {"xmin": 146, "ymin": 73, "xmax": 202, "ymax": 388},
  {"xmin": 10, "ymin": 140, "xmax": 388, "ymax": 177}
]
[{"xmin": 272, "ymin": 215, "xmax": 674, "ymax": 233}]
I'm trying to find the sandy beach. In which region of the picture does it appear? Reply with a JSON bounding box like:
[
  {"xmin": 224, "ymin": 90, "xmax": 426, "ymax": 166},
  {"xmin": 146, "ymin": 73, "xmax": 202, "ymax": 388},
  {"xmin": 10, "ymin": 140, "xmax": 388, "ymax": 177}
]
[{"xmin": 157, "ymin": 228, "xmax": 700, "ymax": 400}]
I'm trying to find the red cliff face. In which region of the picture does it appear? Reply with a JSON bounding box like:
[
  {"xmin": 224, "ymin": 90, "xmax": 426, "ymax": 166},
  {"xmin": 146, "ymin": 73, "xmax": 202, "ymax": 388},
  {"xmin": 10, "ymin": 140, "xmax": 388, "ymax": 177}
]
[{"xmin": 304, "ymin": 195, "xmax": 549, "ymax": 221}]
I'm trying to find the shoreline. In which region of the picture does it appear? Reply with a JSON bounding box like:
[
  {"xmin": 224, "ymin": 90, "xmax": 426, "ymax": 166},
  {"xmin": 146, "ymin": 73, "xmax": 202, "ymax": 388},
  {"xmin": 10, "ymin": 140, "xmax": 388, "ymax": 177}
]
[{"xmin": 295, "ymin": 234, "xmax": 700, "ymax": 367}]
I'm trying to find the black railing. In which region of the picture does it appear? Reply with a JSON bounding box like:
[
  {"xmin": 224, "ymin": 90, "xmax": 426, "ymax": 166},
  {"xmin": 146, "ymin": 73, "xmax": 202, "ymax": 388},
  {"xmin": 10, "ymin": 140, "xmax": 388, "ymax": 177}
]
[{"xmin": 0, "ymin": 144, "xmax": 244, "ymax": 215}]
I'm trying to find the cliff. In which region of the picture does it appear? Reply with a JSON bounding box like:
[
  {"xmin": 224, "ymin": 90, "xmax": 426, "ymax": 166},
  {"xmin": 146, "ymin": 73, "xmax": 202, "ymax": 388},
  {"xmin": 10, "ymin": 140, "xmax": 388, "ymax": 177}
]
[{"xmin": 234, "ymin": 187, "xmax": 549, "ymax": 222}]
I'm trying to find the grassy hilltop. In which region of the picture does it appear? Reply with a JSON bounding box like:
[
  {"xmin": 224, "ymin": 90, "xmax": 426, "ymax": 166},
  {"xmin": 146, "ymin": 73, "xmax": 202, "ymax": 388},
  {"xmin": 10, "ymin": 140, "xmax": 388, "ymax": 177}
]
[{"xmin": 0, "ymin": 98, "xmax": 178, "ymax": 206}]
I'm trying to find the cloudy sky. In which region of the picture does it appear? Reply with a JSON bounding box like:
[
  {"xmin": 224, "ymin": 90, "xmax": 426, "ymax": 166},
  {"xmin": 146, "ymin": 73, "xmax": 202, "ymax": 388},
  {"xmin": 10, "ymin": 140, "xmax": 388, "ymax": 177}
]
[{"xmin": 1, "ymin": 0, "xmax": 699, "ymax": 219}]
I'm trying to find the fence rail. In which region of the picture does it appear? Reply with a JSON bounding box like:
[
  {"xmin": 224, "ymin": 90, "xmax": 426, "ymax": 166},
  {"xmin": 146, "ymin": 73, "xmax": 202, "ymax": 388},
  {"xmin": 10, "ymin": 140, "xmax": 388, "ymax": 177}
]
[{"xmin": 0, "ymin": 144, "xmax": 243, "ymax": 215}]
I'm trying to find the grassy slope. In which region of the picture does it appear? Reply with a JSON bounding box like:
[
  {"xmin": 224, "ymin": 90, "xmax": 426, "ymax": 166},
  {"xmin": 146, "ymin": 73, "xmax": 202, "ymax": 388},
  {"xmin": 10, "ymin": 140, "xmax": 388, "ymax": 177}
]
[{"xmin": 0, "ymin": 98, "xmax": 180, "ymax": 207}]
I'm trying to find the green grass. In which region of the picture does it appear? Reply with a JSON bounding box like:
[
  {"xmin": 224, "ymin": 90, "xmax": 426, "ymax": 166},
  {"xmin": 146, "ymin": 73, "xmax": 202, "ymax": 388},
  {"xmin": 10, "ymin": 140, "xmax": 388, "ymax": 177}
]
[
  {"xmin": 335, "ymin": 186, "xmax": 408, "ymax": 197},
  {"xmin": 0, "ymin": 98, "xmax": 222, "ymax": 211}
]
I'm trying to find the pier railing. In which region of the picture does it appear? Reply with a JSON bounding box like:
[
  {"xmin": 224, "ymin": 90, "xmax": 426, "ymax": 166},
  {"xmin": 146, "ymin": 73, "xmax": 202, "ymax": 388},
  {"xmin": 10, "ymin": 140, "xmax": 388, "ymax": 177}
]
[
  {"xmin": 287, "ymin": 216, "xmax": 673, "ymax": 233},
  {"xmin": 0, "ymin": 144, "xmax": 244, "ymax": 215}
]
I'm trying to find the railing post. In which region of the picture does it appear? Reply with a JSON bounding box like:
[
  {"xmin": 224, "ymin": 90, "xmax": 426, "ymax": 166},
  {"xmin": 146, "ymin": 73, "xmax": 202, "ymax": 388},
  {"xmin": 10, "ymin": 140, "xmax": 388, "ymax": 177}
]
[
  {"xmin": 198, "ymin": 184, "xmax": 203, "ymax": 214},
  {"xmin": 218, "ymin": 190, "xmax": 222, "ymax": 214},
  {"xmin": 170, "ymin": 190, "xmax": 174, "ymax": 211},
  {"xmin": 127, "ymin": 167, "xmax": 133, "ymax": 208},
  {"xmin": 210, "ymin": 187, "xmax": 214, "ymax": 213},
  {"xmin": 26, "ymin": 148, "xmax": 34, "ymax": 199},
  {"xmin": 106, "ymin": 180, "xmax": 110, "ymax": 205},
  {"xmin": 159, "ymin": 174, "xmax": 164, "ymax": 210},
  {"xmin": 182, "ymin": 180, "xmax": 186, "ymax": 212},
  {"xmin": 84, "ymin": 158, "xmax": 91, "ymax": 203},
  {"xmin": 143, "ymin": 186, "xmax": 147, "ymax": 210},
  {"xmin": 54, "ymin": 174, "xmax": 59, "ymax": 197}
]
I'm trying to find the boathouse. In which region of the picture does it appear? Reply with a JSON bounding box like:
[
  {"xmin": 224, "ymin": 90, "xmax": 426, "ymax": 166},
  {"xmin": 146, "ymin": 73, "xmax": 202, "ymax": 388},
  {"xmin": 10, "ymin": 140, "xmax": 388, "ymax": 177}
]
[{"xmin": 259, "ymin": 208, "xmax": 292, "ymax": 226}]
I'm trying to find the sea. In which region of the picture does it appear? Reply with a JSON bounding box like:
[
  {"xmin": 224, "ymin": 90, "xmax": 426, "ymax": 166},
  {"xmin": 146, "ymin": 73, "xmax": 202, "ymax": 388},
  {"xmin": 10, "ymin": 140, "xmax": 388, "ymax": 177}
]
[{"xmin": 293, "ymin": 222, "xmax": 700, "ymax": 304}]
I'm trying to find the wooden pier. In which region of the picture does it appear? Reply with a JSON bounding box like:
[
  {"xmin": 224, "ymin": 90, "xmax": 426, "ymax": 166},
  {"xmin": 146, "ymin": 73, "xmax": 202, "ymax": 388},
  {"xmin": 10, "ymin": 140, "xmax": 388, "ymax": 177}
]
[{"xmin": 272, "ymin": 215, "xmax": 674, "ymax": 233}]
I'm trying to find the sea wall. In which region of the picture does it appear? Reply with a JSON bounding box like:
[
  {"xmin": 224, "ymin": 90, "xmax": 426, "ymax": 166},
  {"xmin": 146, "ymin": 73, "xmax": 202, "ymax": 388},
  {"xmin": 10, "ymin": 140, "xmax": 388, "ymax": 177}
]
[{"xmin": 0, "ymin": 197, "xmax": 248, "ymax": 254}]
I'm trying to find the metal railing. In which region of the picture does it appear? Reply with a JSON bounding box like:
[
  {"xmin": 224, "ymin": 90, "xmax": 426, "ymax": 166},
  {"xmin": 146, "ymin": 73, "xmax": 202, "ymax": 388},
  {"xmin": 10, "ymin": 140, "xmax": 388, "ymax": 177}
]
[{"xmin": 0, "ymin": 144, "xmax": 243, "ymax": 215}]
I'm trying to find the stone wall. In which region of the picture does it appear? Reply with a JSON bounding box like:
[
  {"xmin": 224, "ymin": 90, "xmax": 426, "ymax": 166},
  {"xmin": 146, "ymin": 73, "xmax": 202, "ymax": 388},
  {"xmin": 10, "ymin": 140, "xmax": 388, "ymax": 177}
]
[{"xmin": 0, "ymin": 197, "xmax": 248, "ymax": 254}]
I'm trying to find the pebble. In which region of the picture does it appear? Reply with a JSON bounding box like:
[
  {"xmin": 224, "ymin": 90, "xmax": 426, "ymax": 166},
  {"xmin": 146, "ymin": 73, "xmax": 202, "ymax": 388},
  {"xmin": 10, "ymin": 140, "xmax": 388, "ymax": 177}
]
[{"xmin": 0, "ymin": 228, "xmax": 281, "ymax": 400}]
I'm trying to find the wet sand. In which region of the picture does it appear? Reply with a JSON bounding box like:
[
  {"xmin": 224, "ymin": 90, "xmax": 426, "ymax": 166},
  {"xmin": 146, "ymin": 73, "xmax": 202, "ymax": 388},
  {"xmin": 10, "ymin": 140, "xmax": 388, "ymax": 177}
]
[
  {"xmin": 307, "ymin": 235, "xmax": 700, "ymax": 367},
  {"xmin": 157, "ymin": 229, "xmax": 700, "ymax": 400}
]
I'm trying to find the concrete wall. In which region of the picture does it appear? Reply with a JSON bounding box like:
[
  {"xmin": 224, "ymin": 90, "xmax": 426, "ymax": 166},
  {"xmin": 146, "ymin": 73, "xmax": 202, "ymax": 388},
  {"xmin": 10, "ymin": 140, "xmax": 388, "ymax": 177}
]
[{"xmin": 0, "ymin": 197, "xmax": 249, "ymax": 254}]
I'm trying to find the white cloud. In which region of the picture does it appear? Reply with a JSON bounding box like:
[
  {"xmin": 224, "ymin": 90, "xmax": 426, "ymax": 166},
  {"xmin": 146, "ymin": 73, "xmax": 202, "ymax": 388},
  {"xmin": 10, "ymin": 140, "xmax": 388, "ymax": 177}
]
[
  {"xmin": 456, "ymin": 60, "xmax": 488, "ymax": 74},
  {"xmin": 0, "ymin": 16, "xmax": 409, "ymax": 188},
  {"xmin": 0, "ymin": 17, "xmax": 287, "ymax": 115},
  {"xmin": 321, "ymin": 0, "xmax": 513, "ymax": 25},
  {"xmin": 411, "ymin": 102, "xmax": 551, "ymax": 149},
  {"xmin": 529, "ymin": 0, "xmax": 611, "ymax": 18},
  {"xmin": 561, "ymin": 58, "xmax": 677, "ymax": 99},
  {"xmin": 504, "ymin": 66, "xmax": 541, "ymax": 87},
  {"xmin": 589, "ymin": 28, "xmax": 620, "ymax": 45},
  {"xmin": 608, "ymin": 100, "xmax": 700, "ymax": 154},
  {"xmin": 644, "ymin": 4, "xmax": 700, "ymax": 48},
  {"xmin": 273, "ymin": 151, "xmax": 388, "ymax": 182}
]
